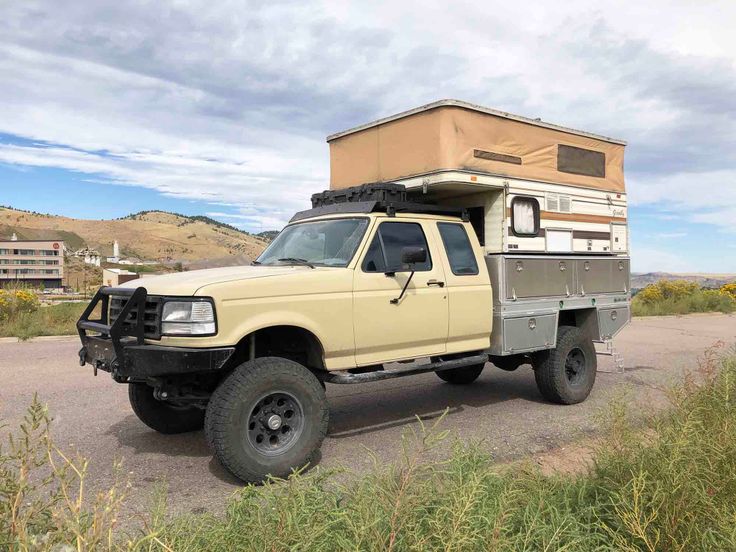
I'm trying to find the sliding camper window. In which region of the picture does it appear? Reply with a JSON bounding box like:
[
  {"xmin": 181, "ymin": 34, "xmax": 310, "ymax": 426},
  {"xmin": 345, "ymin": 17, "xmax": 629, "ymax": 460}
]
[{"xmin": 511, "ymin": 196, "xmax": 540, "ymax": 237}]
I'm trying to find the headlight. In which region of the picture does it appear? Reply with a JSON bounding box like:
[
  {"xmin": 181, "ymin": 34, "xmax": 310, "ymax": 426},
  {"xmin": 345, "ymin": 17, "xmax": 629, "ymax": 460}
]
[{"xmin": 161, "ymin": 300, "xmax": 216, "ymax": 336}]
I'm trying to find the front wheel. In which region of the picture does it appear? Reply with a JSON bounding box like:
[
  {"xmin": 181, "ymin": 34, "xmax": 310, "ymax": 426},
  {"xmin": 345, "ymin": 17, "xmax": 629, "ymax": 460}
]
[
  {"xmin": 128, "ymin": 383, "xmax": 205, "ymax": 434},
  {"xmin": 204, "ymin": 357, "xmax": 329, "ymax": 484},
  {"xmin": 532, "ymin": 326, "xmax": 596, "ymax": 404}
]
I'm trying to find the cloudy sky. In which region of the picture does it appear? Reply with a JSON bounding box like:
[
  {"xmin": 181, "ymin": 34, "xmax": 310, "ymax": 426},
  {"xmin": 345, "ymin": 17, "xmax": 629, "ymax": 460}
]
[{"xmin": 0, "ymin": 0, "xmax": 734, "ymax": 272}]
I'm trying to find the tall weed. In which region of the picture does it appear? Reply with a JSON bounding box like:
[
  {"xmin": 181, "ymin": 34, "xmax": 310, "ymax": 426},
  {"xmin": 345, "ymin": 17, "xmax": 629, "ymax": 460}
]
[{"xmin": 2, "ymin": 352, "xmax": 736, "ymax": 551}]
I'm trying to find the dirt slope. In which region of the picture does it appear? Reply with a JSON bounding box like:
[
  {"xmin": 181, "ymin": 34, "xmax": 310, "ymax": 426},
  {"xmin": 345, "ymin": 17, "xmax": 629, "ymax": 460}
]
[{"xmin": 0, "ymin": 207, "xmax": 269, "ymax": 265}]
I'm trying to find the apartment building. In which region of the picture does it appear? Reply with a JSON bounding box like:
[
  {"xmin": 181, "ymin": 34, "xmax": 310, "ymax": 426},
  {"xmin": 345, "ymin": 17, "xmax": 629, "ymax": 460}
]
[{"xmin": 0, "ymin": 235, "xmax": 64, "ymax": 289}]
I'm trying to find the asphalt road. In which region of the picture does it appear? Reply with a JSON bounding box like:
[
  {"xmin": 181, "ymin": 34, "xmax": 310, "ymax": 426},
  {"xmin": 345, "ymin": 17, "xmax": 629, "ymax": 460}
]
[{"xmin": 1, "ymin": 314, "xmax": 734, "ymax": 518}]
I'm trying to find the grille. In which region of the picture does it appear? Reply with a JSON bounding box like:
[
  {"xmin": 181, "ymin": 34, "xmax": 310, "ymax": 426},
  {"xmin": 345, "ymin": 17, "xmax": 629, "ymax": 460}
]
[{"xmin": 109, "ymin": 295, "xmax": 162, "ymax": 339}]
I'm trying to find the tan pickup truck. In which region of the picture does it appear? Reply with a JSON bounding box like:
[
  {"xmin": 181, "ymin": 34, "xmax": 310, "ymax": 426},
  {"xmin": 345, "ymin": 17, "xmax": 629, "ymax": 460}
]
[{"xmin": 78, "ymin": 101, "xmax": 631, "ymax": 483}]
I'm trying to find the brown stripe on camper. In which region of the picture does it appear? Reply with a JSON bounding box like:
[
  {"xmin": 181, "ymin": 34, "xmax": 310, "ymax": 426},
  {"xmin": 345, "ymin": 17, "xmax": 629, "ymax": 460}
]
[
  {"xmin": 572, "ymin": 230, "xmax": 612, "ymax": 240},
  {"xmin": 506, "ymin": 228, "xmax": 612, "ymax": 240},
  {"xmin": 505, "ymin": 208, "xmax": 626, "ymax": 225},
  {"xmin": 541, "ymin": 211, "xmax": 626, "ymax": 224}
]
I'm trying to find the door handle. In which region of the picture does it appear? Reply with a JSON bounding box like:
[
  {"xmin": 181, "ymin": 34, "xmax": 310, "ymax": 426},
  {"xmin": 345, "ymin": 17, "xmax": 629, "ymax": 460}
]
[{"xmin": 427, "ymin": 279, "xmax": 445, "ymax": 287}]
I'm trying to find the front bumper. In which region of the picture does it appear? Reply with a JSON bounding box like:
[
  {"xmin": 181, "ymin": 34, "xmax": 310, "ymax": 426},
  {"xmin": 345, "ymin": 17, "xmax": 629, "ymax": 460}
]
[
  {"xmin": 79, "ymin": 335, "xmax": 234, "ymax": 379},
  {"xmin": 77, "ymin": 285, "xmax": 234, "ymax": 380}
]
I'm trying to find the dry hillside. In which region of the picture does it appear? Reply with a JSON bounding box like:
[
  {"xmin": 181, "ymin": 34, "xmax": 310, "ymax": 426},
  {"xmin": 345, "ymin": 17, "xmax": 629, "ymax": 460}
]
[{"xmin": 0, "ymin": 207, "xmax": 269, "ymax": 266}]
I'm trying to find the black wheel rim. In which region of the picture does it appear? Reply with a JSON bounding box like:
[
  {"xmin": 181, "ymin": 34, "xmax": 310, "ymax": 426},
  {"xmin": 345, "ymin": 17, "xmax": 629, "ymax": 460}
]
[
  {"xmin": 246, "ymin": 391, "xmax": 304, "ymax": 457},
  {"xmin": 565, "ymin": 347, "xmax": 587, "ymax": 386}
]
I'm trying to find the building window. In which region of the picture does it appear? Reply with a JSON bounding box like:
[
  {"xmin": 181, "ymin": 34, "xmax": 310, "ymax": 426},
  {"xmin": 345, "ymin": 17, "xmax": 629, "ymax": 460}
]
[
  {"xmin": 437, "ymin": 223, "xmax": 479, "ymax": 275},
  {"xmin": 362, "ymin": 222, "xmax": 432, "ymax": 273},
  {"xmin": 511, "ymin": 196, "xmax": 540, "ymax": 237}
]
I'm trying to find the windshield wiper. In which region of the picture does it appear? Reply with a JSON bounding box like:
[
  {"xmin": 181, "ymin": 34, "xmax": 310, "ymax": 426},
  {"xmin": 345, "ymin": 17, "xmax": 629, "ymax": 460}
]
[
  {"xmin": 251, "ymin": 260, "xmax": 261, "ymax": 265},
  {"xmin": 277, "ymin": 257, "xmax": 315, "ymax": 268}
]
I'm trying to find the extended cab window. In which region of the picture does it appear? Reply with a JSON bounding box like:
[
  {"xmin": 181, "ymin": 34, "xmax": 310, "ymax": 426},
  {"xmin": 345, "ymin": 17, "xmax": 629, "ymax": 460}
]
[
  {"xmin": 437, "ymin": 223, "xmax": 479, "ymax": 275},
  {"xmin": 511, "ymin": 196, "xmax": 540, "ymax": 236},
  {"xmin": 362, "ymin": 222, "xmax": 432, "ymax": 273}
]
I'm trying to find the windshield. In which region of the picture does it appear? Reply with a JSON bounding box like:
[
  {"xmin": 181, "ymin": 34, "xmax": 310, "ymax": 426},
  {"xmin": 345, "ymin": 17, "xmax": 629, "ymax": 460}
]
[{"xmin": 256, "ymin": 218, "xmax": 369, "ymax": 267}]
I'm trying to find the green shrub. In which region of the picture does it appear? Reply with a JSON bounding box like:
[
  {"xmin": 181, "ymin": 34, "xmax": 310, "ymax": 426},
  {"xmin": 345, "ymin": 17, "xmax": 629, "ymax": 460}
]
[
  {"xmin": 633, "ymin": 280, "xmax": 736, "ymax": 316},
  {"xmin": 0, "ymin": 289, "xmax": 40, "ymax": 322},
  {"xmin": 0, "ymin": 302, "xmax": 85, "ymax": 339},
  {"xmin": 3, "ymin": 353, "xmax": 736, "ymax": 551}
]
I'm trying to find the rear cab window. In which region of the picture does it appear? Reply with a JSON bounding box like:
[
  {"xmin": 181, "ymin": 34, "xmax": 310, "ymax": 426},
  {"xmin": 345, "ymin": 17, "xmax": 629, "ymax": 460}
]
[
  {"xmin": 437, "ymin": 223, "xmax": 479, "ymax": 275},
  {"xmin": 362, "ymin": 221, "xmax": 432, "ymax": 273}
]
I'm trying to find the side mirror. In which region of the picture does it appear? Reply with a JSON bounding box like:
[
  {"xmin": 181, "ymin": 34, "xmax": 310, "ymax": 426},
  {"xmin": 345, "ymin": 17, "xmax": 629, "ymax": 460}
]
[
  {"xmin": 389, "ymin": 246, "xmax": 427, "ymax": 305},
  {"xmin": 400, "ymin": 246, "xmax": 427, "ymax": 266}
]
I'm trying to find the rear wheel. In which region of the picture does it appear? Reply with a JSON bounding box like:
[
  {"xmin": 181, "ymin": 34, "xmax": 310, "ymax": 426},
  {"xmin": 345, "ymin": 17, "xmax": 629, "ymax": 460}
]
[
  {"xmin": 433, "ymin": 355, "xmax": 486, "ymax": 384},
  {"xmin": 128, "ymin": 383, "xmax": 205, "ymax": 434},
  {"xmin": 205, "ymin": 357, "xmax": 328, "ymax": 484},
  {"xmin": 532, "ymin": 326, "xmax": 596, "ymax": 404}
]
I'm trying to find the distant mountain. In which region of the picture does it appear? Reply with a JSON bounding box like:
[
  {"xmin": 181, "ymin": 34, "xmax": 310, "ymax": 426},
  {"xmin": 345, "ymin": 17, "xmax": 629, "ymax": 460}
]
[
  {"xmin": 632, "ymin": 272, "xmax": 736, "ymax": 290},
  {"xmin": 256, "ymin": 230, "xmax": 280, "ymax": 242},
  {"xmin": 0, "ymin": 206, "xmax": 269, "ymax": 266}
]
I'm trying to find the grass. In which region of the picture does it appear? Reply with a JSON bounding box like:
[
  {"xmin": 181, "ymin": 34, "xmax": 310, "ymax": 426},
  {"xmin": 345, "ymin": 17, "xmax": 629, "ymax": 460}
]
[
  {"xmin": 2, "ymin": 350, "xmax": 736, "ymax": 551},
  {"xmin": 0, "ymin": 302, "xmax": 86, "ymax": 339}
]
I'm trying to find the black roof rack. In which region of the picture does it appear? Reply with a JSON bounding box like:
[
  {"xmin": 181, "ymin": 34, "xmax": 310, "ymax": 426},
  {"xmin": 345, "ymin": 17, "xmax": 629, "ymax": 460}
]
[
  {"xmin": 291, "ymin": 183, "xmax": 468, "ymax": 223},
  {"xmin": 290, "ymin": 200, "xmax": 468, "ymax": 223}
]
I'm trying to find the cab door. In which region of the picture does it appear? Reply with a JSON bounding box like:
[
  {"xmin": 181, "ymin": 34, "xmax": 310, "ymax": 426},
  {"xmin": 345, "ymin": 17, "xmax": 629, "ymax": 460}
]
[
  {"xmin": 352, "ymin": 219, "xmax": 449, "ymax": 365},
  {"xmin": 433, "ymin": 221, "xmax": 492, "ymax": 354}
]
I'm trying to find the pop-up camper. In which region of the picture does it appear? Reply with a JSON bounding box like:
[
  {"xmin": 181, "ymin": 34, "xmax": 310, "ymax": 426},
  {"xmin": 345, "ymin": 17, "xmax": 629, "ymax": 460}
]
[{"xmin": 328, "ymin": 99, "xmax": 630, "ymax": 358}]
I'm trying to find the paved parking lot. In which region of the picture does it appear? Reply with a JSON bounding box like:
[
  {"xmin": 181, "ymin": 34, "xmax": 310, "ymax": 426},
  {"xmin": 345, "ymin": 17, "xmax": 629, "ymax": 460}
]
[{"xmin": 1, "ymin": 313, "xmax": 734, "ymax": 517}]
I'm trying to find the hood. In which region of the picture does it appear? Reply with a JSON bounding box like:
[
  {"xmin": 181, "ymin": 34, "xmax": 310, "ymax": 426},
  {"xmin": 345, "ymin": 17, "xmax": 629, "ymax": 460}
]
[{"xmin": 119, "ymin": 265, "xmax": 311, "ymax": 296}]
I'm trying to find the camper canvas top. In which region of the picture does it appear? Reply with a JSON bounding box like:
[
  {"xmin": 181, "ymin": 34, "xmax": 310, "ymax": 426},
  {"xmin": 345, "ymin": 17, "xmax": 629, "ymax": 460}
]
[{"xmin": 327, "ymin": 99, "xmax": 626, "ymax": 194}]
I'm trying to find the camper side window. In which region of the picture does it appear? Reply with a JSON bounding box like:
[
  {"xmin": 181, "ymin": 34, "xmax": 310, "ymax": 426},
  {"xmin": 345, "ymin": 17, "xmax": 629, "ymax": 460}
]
[{"xmin": 511, "ymin": 196, "xmax": 540, "ymax": 236}]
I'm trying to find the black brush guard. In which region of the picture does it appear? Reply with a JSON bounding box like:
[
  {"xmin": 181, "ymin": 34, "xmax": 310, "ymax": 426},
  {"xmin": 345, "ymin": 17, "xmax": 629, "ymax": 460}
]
[{"xmin": 77, "ymin": 286, "xmax": 234, "ymax": 380}]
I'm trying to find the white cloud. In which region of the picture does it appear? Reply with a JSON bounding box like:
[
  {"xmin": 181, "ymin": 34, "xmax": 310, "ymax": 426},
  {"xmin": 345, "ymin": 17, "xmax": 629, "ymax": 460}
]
[
  {"xmin": 629, "ymin": 170, "xmax": 736, "ymax": 234},
  {"xmin": 0, "ymin": 0, "xmax": 734, "ymax": 238},
  {"xmin": 630, "ymin": 246, "xmax": 692, "ymax": 273}
]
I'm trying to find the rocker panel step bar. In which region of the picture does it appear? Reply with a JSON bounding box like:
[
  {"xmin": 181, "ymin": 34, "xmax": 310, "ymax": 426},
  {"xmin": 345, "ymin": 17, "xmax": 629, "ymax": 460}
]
[{"xmin": 322, "ymin": 354, "xmax": 489, "ymax": 384}]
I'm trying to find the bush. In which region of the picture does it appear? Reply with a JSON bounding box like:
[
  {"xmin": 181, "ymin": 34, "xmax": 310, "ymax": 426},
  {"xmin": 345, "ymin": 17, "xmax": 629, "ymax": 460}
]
[
  {"xmin": 0, "ymin": 289, "xmax": 40, "ymax": 322},
  {"xmin": 3, "ymin": 352, "xmax": 736, "ymax": 551},
  {"xmin": 721, "ymin": 283, "xmax": 736, "ymax": 299},
  {"xmin": 0, "ymin": 301, "xmax": 85, "ymax": 339},
  {"xmin": 0, "ymin": 397, "xmax": 128, "ymax": 551},
  {"xmin": 633, "ymin": 280, "xmax": 736, "ymax": 316}
]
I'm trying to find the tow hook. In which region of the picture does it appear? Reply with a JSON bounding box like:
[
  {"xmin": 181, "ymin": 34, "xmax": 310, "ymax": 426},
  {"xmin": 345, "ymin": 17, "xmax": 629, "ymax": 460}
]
[{"xmin": 78, "ymin": 347, "xmax": 87, "ymax": 367}]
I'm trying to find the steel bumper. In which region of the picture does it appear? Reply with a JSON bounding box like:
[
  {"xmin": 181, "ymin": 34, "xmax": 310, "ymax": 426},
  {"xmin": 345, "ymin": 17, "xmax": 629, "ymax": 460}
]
[
  {"xmin": 78, "ymin": 335, "xmax": 234, "ymax": 379},
  {"xmin": 77, "ymin": 285, "xmax": 234, "ymax": 380}
]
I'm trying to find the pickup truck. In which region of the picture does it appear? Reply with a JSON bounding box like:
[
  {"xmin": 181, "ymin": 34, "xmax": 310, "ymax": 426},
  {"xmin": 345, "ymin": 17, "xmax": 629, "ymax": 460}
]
[{"xmin": 77, "ymin": 191, "xmax": 601, "ymax": 483}]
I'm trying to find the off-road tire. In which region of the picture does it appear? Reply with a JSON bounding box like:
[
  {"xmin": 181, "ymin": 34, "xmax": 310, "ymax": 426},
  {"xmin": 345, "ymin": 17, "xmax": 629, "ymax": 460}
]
[
  {"xmin": 532, "ymin": 326, "xmax": 596, "ymax": 404},
  {"xmin": 432, "ymin": 355, "xmax": 485, "ymax": 384},
  {"xmin": 204, "ymin": 357, "xmax": 329, "ymax": 484},
  {"xmin": 128, "ymin": 383, "xmax": 205, "ymax": 434}
]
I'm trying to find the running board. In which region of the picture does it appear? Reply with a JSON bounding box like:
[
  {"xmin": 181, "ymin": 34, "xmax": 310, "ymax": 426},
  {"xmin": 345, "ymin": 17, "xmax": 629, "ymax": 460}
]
[{"xmin": 321, "ymin": 354, "xmax": 489, "ymax": 384}]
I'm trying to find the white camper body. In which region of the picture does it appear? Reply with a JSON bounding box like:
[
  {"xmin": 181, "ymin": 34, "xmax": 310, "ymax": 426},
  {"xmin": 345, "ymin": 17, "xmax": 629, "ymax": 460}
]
[{"xmin": 327, "ymin": 100, "xmax": 631, "ymax": 360}]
